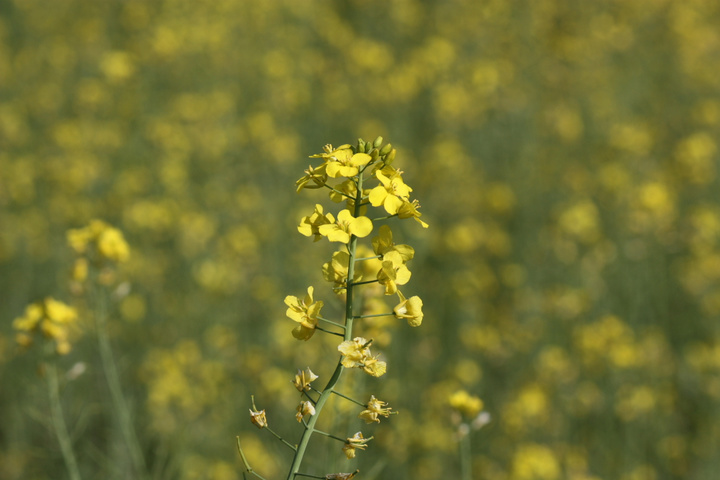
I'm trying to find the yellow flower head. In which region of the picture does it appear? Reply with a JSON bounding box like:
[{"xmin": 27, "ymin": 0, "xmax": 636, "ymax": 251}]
[
  {"xmin": 372, "ymin": 225, "xmax": 415, "ymax": 262},
  {"xmin": 376, "ymin": 251, "xmax": 412, "ymax": 295},
  {"xmin": 318, "ymin": 210, "xmax": 373, "ymax": 243},
  {"xmin": 368, "ymin": 169, "xmax": 413, "ymax": 214},
  {"xmin": 12, "ymin": 298, "xmax": 79, "ymax": 355},
  {"xmin": 338, "ymin": 337, "xmax": 387, "ymax": 377},
  {"xmin": 393, "ymin": 292, "xmax": 424, "ymax": 327},
  {"xmin": 249, "ymin": 408, "xmax": 268, "ymax": 429},
  {"xmin": 284, "ymin": 287, "xmax": 323, "ymax": 341},
  {"xmin": 298, "ymin": 204, "xmax": 333, "ymax": 241},
  {"xmin": 398, "ymin": 199, "xmax": 429, "ymax": 228},
  {"xmin": 97, "ymin": 227, "xmax": 130, "ymax": 263},
  {"xmin": 359, "ymin": 395, "xmax": 392, "ymax": 424},
  {"xmin": 449, "ymin": 390, "xmax": 484, "ymax": 418},
  {"xmin": 342, "ymin": 432, "xmax": 372, "ymax": 459},
  {"xmin": 323, "ymin": 148, "xmax": 372, "ymax": 179},
  {"xmin": 295, "ymin": 400, "xmax": 316, "ymax": 422},
  {"xmin": 322, "ymin": 250, "xmax": 361, "ymax": 293},
  {"xmin": 296, "ymin": 163, "xmax": 328, "ymax": 191},
  {"xmin": 292, "ymin": 367, "xmax": 319, "ymax": 392}
]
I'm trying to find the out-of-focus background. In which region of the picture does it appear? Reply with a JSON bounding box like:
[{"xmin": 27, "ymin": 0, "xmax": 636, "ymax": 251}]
[{"xmin": 2, "ymin": 0, "xmax": 720, "ymax": 479}]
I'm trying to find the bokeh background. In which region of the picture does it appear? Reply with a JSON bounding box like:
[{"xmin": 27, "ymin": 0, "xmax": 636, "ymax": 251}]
[{"xmin": 2, "ymin": 0, "xmax": 720, "ymax": 479}]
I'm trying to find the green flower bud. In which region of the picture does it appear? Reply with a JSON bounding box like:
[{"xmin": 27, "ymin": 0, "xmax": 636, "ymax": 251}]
[
  {"xmin": 372, "ymin": 136, "xmax": 383, "ymax": 148},
  {"xmin": 370, "ymin": 148, "xmax": 380, "ymax": 161},
  {"xmin": 379, "ymin": 143, "xmax": 393, "ymax": 156},
  {"xmin": 384, "ymin": 148, "xmax": 396, "ymax": 165},
  {"xmin": 357, "ymin": 138, "xmax": 366, "ymax": 153}
]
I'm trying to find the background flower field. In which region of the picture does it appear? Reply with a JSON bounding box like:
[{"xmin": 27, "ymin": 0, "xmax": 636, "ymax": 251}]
[{"xmin": 1, "ymin": 0, "xmax": 720, "ymax": 479}]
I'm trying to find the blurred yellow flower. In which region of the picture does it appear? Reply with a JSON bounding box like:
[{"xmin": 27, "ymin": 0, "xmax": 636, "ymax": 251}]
[
  {"xmin": 12, "ymin": 298, "xmax": 79, "ymax": 355},
  {"xmin": 449, "ymin": 390, "xmax": 484, "ymax": 418}
]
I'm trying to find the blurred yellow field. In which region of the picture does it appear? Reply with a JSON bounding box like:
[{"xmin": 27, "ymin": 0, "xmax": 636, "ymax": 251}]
[{"xmin": 1, "ymin": 1, "xmax": 720, "ymax": 479}]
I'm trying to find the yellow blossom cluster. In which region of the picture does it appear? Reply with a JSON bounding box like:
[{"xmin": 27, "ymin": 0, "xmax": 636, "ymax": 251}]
[{"xmin": 12, "ymin": 298, "xmax": 79, "ymax": 355}]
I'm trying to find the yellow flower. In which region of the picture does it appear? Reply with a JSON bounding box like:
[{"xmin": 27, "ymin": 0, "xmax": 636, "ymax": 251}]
[
  {"xmin": 298, "ymin": 204, "xmax": 333, "ymax": 241},
  {"xmin": 368, "ymin": 169, "xmax": 412, "ymax": 214},
  {"xmin": 324, "ymin": 148, "xmax": 372, "ymax": 179},
  {"xmin": 372, "ymin": 225, "xmax": 415, "ymax": 262},
  {"xmin": 449, "ymin": 390, "xmax": 484, "ymax": 418},
  {"xmin": 377, "ymin": 251, "xmax": 412, "ymax": 295},
  {"xmin": 97, "ymin": 227, "xmax": 130, "ymax": 262},
  {"xmin": 318, "ymin": 209, "xmax": 373, "ymax": 243},
  {"xmin": 296, "ymin": 163, "xmax": 328, "ymax": 191},
  {"xmin": 249, "ymin": 408, "xmax": 268, "ymax": 429},
  {"xmin": 295, "ymin": 400, "xmax": 316, "ymax": 422},
  {"xmin": 284, "ymin": 287, "xmax": 324, "ymax": 340},
  {"xmin": 359, "ymin": 395, "xmax": 392, "ymax": 424},
  {"xmin": 398, "ymin": 199, "xmax": 429, "ymax": 228},
  {"xmin": 342, "ymin": 432, "xmax": 372, "ymax": 459},
  {"xmin": 292, "ymin": 367, "xmax": 319, "ymax": 392},
  {"xmin": 393, "ymin": 292, "xmax": 423, "ymax": 327},
  {"xmin": 322, "ymin": 250, "xmax": 361, "ymax": 292},
  {"xmin": 338, "ymin": 337, "xmax": 387, "ymax": 377},
  {"xmin": 12, "ymin": 298, "xmax": 79, "ymax": 355}
]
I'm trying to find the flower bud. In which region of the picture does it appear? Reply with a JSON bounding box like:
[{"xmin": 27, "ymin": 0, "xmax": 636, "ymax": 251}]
[
  {"xmin": 384, "ymin": 148, "xmax": 396, "ymax": 165},
  {"xmin": 372, "ymin": 136, "xmax": 383, "ymax": 148},
  {"xmin": 357, "ymin": 138, "xmax": 366, "ymax": 153},
  {"xmin": 369, "ymin": 148, "xmax": 379, "ymax": 161},
  {"xmin": 379, "ymin": 143, "xmax": 393, "ymax": 156}
]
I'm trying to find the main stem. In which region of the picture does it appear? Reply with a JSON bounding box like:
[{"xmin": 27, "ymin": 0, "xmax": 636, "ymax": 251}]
[{"xmin": 286, "ymin": 172, "xmax": 365, "ymax": 479}]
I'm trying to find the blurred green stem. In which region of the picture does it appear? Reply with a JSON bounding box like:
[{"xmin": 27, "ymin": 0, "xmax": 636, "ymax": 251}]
[
  {"xmin": 460, "ymin": 429, "xmax": 471, "ymax": 480},
  {"xmin": 93, "ymin": 284, "xmax": 149, "ymax": 479},
  {"xmin": 46, "ymin": 362, "xmax": 83, "ymax": 480},
  {"xmin": 285, "ymin": 171, "xmax": 365, "ymax": 480}
]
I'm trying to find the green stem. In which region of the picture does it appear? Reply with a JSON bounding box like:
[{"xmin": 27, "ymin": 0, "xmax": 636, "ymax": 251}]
[
  {"xmin": 46, "ymin": 362, "xmax": 83, "ymax": 480},
  {"xmin": 331, "ymin": 390, "xmax": 366, "ymax": 407},
  {"xmin": 315, "ymin": 326, "xmax": 344, "ymax": 337},
  {"xmin": 286, "ymin": 172, "xmax": 365, "ymax": 480},
  {"xmin": 266, "ymin": 426, "xmax": 298, "ymax": 451},
  {"xmin": 237, "ymin": 437, "xmax": 270, "ymax": 480},
  {"xmin": 348, "ymin": 279, "xmax": 378, "ymax": 287},
  {"xmin": 354, "ymin": 312, "xmax": 394, "ymax": 319},
  {"xmin": 93, "ymin": 285, "xmax": 149, "ymax": 479},
  {"xmin": 317, "ymin": 316, "xmax": 346, "ymax": 329},
  {"xmin": 460, "ymin": 429, "xmax": 472, "ymax": 480}
]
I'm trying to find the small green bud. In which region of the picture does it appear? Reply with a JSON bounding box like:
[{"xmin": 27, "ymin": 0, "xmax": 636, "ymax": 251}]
[
  {"xmin": 357, "ymin": 138, "xmax": 366, "ymax": 153},
  {"xmin": 379, "ymin": 143, "xmax": 393, "ymax": 156},
  {"xmin": 384, "ymin": 148, "xmax": 396, "ymax": 165},
  {"xmin": 370, "ymin": 148, "xmax": 380, "ymax": 161},
  {"xmin": 372, "ymin": 136, "xmax": 383, "ymax": 148}
]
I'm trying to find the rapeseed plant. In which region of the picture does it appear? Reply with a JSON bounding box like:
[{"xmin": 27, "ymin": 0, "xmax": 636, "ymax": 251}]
[{"xmin": 238, "ymin": 137, "xmax": 427, "ymax": 479}]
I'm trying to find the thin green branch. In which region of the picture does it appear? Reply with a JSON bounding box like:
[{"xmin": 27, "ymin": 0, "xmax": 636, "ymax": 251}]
[
  {"xmin": 347, "ymin": 279, "xmax": 378, "ymax": 287},
  {"xmin": 354, "ymin": 312, "xmax": 394, "ymax": 319},
  {"xmin": 331, "ymin": 390, "xmax": 366, "ymax": 407},
  {"xmin": 312, "ymin": 429, "xmax": 347, "ymax": 443},
  {"xmin": 354, "ymin": 255, "xmax": 381, "ymax": 262},
  {"xmin": 237, "ymin": 437, "xmax": 270, "ymax": 480},
  {"xmin": 317, "ymin": 316, "xmax": 346, "ymax": 329},
  {"xmin": 267, "ymin": 426, "xmax": 298, "ymax": 451},
  {"xmin": 315, "ymin": 326, "xmax": 344, "ymax": 337},
  {"xmin": 372, "ymin": 214, "xmax": 399, "ymax": 222}
]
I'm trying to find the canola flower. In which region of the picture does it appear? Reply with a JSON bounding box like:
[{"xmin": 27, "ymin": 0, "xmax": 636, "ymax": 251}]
[
  {"xmin": 240, "ymin": 137, "xmax": 427, "ymax": 480},
  {"xmin": 13, "ymin": 298, "xmax": 79, "ymax": 355}
]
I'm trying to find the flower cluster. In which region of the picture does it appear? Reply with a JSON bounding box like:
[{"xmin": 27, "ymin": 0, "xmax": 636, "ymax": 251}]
[
  {"xmin": 243, "ymin": 137, "xmax": 426, "ymax": 478},
  {"xmin": 13, "ymin": 298, "xmax": 79, "ymax": 355},
  {"xmin": 67, "ymin": 220, "xmax": 131, "ymax": 288}
]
